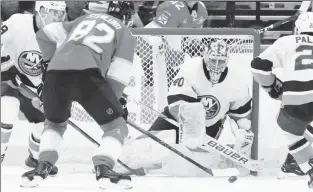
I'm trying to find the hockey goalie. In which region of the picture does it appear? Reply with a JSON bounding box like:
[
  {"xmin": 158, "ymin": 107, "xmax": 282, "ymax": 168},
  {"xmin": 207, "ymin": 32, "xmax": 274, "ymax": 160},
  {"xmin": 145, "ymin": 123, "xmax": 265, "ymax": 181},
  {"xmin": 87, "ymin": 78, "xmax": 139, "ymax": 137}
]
[{"xmin": 119, "ymin": 39, "xmax": 254, "ymax": 176}]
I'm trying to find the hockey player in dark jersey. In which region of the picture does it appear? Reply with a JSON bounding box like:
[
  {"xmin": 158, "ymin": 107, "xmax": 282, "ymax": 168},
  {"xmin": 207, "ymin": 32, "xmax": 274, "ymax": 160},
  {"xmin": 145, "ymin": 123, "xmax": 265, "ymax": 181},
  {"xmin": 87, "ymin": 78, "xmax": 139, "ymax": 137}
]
[{"xmin": 21, "ymin": 1, "xmax": 136, "ymax": 190}]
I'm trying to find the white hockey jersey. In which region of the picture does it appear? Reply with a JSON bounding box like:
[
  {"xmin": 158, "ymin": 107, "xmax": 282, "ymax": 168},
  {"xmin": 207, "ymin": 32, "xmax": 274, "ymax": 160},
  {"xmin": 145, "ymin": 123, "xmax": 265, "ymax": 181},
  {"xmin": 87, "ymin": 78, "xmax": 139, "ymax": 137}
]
[
  {"xmin": 168, "ymin": 57, "xmax": 252, "ymax": 127},
  {"xmin": 251, "ymin": 34, "xmax": 313, "ymax": 106},
  {"xmin": 1, "ymin": 14, "xmax": 43, "ymax": 88}
]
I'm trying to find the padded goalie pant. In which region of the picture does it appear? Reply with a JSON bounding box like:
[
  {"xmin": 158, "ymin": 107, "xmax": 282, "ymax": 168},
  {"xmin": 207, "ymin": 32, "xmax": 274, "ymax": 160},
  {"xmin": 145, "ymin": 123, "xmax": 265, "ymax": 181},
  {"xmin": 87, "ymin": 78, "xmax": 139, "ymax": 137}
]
[
  {"xmin": 42, "ymin": 69, "xmax": 124, "ymax": 125},
  {"xmin": 149, "ymin": 106, "xmax": 223, "ymax": 144}
]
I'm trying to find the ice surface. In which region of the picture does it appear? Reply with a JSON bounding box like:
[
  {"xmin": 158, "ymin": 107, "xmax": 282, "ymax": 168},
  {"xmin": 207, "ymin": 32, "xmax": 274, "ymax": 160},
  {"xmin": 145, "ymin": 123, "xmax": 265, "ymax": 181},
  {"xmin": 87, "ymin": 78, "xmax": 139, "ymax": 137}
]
[{"xmin": 2, "ymin": 166, "xmax": 310, "ymax": 192}]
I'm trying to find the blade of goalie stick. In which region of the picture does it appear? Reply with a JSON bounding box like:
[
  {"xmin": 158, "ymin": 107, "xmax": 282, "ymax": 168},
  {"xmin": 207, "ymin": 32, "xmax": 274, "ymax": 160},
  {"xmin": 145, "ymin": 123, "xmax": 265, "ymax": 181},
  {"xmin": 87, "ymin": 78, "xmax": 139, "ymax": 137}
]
[
  {"xmin": 257, "ymin": 1, "xmax": 311, "ymax": 34},
  {"xmin": 18, "ymin": 83, "xmax": 145, "ymax": 176}
]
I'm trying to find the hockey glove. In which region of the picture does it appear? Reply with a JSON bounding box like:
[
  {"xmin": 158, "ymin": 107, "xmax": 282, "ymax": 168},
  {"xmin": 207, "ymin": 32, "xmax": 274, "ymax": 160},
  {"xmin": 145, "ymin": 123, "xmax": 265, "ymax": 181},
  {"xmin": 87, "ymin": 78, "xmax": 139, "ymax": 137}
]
[
  {"xmin": 262, "ymin": 76, "xmax": 283, "ymax": 100},
  {"xmin": 120, "ymin": 97, "xmax": 128, "ymax": 121}
]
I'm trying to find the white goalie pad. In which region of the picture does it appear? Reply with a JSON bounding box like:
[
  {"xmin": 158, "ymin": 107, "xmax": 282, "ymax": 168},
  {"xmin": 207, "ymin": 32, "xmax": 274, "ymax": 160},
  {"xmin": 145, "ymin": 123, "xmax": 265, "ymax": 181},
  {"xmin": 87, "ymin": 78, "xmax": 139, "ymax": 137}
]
[{"xmin": 177, "ymin": 102, "xmax": 206, "ymax": 149}]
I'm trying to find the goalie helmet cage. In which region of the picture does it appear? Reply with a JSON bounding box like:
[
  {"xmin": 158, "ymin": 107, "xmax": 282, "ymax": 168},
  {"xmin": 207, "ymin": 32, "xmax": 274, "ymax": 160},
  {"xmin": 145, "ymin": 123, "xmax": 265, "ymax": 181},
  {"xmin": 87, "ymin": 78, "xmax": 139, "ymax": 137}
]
[{"xmin": 70, "ymin": 28, "xmax": 261, "ymax": 173}]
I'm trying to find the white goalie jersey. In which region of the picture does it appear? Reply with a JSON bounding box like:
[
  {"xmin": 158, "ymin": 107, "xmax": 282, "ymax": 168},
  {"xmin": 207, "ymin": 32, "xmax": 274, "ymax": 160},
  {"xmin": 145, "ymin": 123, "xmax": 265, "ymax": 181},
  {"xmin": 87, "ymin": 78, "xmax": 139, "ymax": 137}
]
[
  {"xmin": 1, "ymin": 14, "xmax": 43, "ymax": 88},
  {"xmin": 168, "ymin": 57, "xmax": 252, "ymax": 127}
]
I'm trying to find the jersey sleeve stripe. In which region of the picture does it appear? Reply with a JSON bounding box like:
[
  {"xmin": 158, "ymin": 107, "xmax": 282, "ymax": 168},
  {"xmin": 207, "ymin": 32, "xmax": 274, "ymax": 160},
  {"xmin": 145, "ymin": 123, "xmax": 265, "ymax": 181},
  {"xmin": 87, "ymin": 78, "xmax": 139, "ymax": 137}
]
[
  {"xmin": 228, "ymin": 99, "xmax": 252, "ymax": 116},
  {"xmin": 167, "ymin": 94, "xmax": 198, "ymax": 105},
  {"xmin": 107, "ymin": 57, "xmax": 133, "ymax": 85},
  {"xmin": 282, "ymin": 79, "xmax": 313, "ymax": 105},
  {"xmin": 283, "ymin": 80, "xmax": 313, "ymax": 92}
]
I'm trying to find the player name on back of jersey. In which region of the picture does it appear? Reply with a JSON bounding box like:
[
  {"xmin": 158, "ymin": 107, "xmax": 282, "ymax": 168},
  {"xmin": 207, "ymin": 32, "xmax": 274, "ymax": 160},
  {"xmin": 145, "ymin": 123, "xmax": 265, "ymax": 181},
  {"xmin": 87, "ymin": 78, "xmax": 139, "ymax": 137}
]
[
  {"xmin": 87, "ymin": 14, "xmax": 122, "ymax": 29},
  {"xmin": 296, "ymin": 35, "xmax": 313, "ymax": 44}
]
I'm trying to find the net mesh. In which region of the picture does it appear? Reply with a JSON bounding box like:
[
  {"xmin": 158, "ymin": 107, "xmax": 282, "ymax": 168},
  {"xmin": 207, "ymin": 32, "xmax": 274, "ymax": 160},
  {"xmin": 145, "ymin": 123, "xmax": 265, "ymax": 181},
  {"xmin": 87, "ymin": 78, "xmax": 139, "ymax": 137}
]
[{"xmin": 70, "ymin": 34, "xmax": 254, "ymax": 127}]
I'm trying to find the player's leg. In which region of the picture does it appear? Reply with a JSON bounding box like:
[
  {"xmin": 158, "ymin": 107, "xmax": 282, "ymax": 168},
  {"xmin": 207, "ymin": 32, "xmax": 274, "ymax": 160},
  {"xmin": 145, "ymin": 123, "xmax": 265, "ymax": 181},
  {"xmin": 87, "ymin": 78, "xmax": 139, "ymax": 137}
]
[
  {"xmin": 277, "ymin": 103, "xmax": 313, "ymax": 186},
  {"xmin": 18, "ymin": 93, "xmax": 58, "ymax": 176},
  {"xmin": 1, "ymin": 82, "xmax": 20, "ymax": 163},
  {"xmin": 21, "ymin": 72, "xmax": 72, "ymax": 187},
  {"xmin": 280, "ymin": 123, "xmax": 313, "ymax": 177},
  {"xmin": 79, "ymin": 72, "xmax": 131, "ymax": 189}
]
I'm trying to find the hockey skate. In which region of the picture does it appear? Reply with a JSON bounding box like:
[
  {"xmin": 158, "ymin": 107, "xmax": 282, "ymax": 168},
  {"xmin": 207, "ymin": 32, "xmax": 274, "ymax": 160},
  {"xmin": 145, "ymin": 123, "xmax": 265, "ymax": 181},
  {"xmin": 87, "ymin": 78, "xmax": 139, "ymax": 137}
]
[
  {"xmin": 95, "ymin": 164, "xmax": 132, "ymax": 190},
  {"xmin": 278, "ymin": 153, "xmax": 306, "ymax": 179},
  {"xmin": 24, "ymin": 152, "xmax": 58, "ymax": 176},
  {"xmin": 20, "ymin": 161, "xmax": 53, "ymax": 188}
]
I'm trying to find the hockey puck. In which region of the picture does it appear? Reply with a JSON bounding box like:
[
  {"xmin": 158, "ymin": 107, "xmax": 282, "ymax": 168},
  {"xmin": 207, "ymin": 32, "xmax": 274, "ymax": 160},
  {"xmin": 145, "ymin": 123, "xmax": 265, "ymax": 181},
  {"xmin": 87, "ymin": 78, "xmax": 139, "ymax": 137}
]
[{"xmin": 228, "ymin": 176, "xmax": 237, "ymax": 183}]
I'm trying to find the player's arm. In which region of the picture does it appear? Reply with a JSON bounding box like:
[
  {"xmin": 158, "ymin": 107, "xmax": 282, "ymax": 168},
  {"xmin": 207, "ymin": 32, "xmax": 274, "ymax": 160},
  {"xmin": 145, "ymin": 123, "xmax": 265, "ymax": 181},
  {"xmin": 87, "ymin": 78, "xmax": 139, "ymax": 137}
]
[
  {"xmin": 36, "ymin": 20, "xmax": 76, "ymax": 62},
  {"xmin": 251, "ymin": 38, "xmax": 285, "ymax": 99},
  {"xmin": 145, "ymin": 1, "xmax": 184, "ymax": 28},
  {"xmin": 106, "ymin": 29, "xmax": 136, "ymax": 99}
]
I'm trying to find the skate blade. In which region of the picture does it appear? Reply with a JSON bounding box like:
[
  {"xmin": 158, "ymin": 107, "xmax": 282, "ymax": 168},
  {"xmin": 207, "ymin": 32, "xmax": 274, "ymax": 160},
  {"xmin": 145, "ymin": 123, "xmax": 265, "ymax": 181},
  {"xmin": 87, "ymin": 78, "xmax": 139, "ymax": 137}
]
[
  {"xmin": 98, "ymin": 178, "xmax": 132, "ymax": 190},
  {"xmin": 20, "ymin": 176, "xmax": 42, "ymax": 188}
]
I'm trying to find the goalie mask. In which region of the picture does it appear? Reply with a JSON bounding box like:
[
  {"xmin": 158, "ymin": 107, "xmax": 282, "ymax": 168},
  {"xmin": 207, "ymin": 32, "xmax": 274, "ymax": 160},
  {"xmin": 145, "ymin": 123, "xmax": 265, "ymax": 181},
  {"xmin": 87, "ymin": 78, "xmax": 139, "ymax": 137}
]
[
  {"xmin": 36, "ymin": 1, "xmax": 66, "ymax": 26},
  {"xmin": 294, "ymin": 12, "xmax": 313, "ymax": 35},
  {"xmin": 203, "ymin": 40, "xmax": 229, "ymax": 84}
]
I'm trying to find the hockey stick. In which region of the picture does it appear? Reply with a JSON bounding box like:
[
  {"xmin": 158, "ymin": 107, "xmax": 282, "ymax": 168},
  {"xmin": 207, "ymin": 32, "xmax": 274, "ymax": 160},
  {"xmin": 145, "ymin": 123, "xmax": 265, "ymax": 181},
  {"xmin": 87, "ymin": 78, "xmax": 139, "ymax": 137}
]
[
  {"xmin": 257, "ymin": 1, "xmax": 311, "ymax": 34},
  {"xmin": 123, "ymin": 94, "xmax": 263, "ymax": 172},
  {"xmin": 17, "ymin": 83, "xmax": 146, "ymax": 176}
]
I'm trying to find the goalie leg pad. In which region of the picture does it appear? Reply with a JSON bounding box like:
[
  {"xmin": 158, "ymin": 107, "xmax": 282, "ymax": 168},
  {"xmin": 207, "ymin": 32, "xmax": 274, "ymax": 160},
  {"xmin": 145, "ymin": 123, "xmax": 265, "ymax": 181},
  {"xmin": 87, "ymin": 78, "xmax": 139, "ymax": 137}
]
[
  {"xmin": 177, "ymin": 102, "xmax": 206, "ymax": 149},
  {"xmin": 38, "ymin": 120, "xmax": 67, "ymax": 165}
]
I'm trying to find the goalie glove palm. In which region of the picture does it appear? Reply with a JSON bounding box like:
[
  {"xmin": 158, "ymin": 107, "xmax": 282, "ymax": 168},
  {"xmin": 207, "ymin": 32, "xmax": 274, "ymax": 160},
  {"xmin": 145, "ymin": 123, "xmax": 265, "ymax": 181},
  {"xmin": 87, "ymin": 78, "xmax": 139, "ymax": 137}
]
[{"xmin": 263, "ymin": 76, "xmax": 283, "ymax": 100}]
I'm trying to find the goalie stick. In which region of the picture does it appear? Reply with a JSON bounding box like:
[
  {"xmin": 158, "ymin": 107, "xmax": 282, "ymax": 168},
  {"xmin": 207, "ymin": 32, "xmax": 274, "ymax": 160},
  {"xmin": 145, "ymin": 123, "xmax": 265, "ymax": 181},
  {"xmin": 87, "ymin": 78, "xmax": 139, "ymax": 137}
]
[
  {"xmin": 123, "ymin": 94, "xmax": 263, "ymax": 173},
  {"xmin": 17, "ymin": 83, "xmax": 146, "ymax": 176},
  {"xmin": 257, "ymin": 1, "xmax": 311, "ymax": 34}
]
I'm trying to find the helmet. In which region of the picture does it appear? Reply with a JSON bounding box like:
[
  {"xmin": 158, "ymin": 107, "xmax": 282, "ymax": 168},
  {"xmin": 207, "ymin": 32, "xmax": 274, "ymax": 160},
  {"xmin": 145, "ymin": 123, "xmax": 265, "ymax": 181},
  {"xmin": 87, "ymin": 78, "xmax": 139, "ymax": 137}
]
[
  {"xmin": 203, "ymin": 40, "xmax": 229, "ymax": 84},
  {"xmin": 294, "ymin": 12, "xmax": 313, "ymax": 35},
  {"xmin": 108, "ymin": 1, "xmax": 135, "ymax": 27},
  {"xmin": 35, "ymin": 1, "xmax": 66, "ymax": 26}
]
